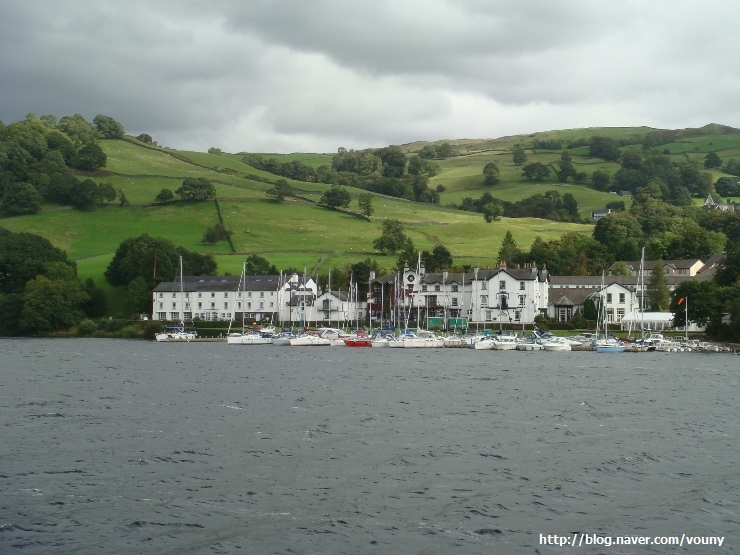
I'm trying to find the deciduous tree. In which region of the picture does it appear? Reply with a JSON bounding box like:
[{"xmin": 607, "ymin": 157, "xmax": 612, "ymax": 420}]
[
  {"xmin": 155, "ymin": 188, "xmax": 174, "ymax": 204},
  {"xmin": 93, "ymin": 114, "xmax": 125, "ymax": 139},
  {"xmin": 358, "ymin": 193, "xmax": 374, "ymax": 217},
  {"xmin": 482, "ymin": 162, "xmax": 500, "ymax": 186},
  {"xmin": 522, "ymin": 162, "xmax": 551, "ymax": 181},
  {"xmin": 1, "ymin": 182, "xmax": 42, "ymax": 215},
  {"xmin": 176, "ymin": 177, "xmax": 215, "ymax": 202},
  {"xmin": 266, "ymin": 179, "xmax": 292, "ymax": 203},
  {"xmin": 512, "ymin": 147, "xmax": 528, "ymax": 166},
  {"xmin": 318, "ymin": 185, "xmax": 351, "ymax": 209},
  {"xmin": 373, "ymin": 219, "xmax": 407, "ymax": 254}
]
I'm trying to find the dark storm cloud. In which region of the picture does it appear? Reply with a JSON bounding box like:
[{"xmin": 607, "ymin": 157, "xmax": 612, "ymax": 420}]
[{"xmin": 1, "ymin": 1, "xmax": 739, "ymax": 152}]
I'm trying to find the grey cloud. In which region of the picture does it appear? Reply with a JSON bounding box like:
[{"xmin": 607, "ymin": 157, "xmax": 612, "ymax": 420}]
[{"xmin": 1, "ymin": 0, "xmax": 739, "ymax": 153}]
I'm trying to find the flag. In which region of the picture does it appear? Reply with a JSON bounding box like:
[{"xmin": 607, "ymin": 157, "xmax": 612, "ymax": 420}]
[{"xmin": 677, "ymin": 297, "xmax": 685, "ymax": 306}]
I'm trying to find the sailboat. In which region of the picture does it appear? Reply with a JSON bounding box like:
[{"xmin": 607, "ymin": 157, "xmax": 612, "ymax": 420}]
[
  {"xmin": 156, "ymin": 256, "xmax": 197, "ymax": 342},
  {"xmin": 592, "ymin": 272, "xmax": 625, "ymax": 353},
  {"xmin": 227, "ymin": 263, "xmax": 273, "ymax": 345}
]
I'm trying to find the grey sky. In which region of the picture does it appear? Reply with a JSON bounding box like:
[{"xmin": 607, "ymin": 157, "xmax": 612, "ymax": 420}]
[{"xmin": 2, "ymin": 1, "xmax": 739, "ymax": 153}]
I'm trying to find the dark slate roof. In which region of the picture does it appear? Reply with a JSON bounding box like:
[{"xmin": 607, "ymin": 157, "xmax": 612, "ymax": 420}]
[
  {"xmin": 551, "ymin": 289, "xmax": 598, "ymax": 306},
  {"xmin": 321, "ymin": 290, "xmax": 351, "ymax": 301},
  {"xmin": 698, "ymin": 253, "xmax": 726, "ymax": 273},
  {"xmin": 153, "ymin": 275, "xmax": 281, "ymax": 293},
  {"xmin": 549, "ymin": 275, "xmax": 695, "ymax": 288},
  {"xmin": 607, "ymin": 259, "xmax": 703, "ymax": 272},
  {"xmin": 469, "ymin": 267, "xmax": 542, "ymax": 281}
]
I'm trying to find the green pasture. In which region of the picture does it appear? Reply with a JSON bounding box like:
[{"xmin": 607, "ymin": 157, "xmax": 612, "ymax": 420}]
[
  {"xmin": 0, "ymin": 203, "xmax": 224, "ymax": 259},
  {"xmin": 219, "ymin": 199, "xmax": 590, "ymax": 263},
  {"xmin": 430, "ymin": 151, "xmax": 625, "ymax": 215}
]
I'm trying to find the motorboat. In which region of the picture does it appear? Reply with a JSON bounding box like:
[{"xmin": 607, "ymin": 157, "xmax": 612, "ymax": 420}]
[
  {"xmin": 516, "ymin": 338, "xmax": 544, "ymax": 351},
  {"xmin": 542, "ymin": 336, "xmax": 572, "ymax": 352},
  {"xmin": 226, "ymin": 331, "xmax": 272, "ymax": 345},
  {"xmin": 474, "ymin": 337, "xmax": 496, "ymax": 350},
  {"xmin": 344, "ymin": 337, "xmax": 372, "ymax": 347},
  {"xmin": 491, "ymin": 335, "xmax": 518, "ymax": 350},
  {"xmin": 272, "ymin": 331, "xmax": 297, "ymax": 346},
  {"xmin": 403, "ymin": 330, "xmax": 445, "ymax": 348},
  {"xmin": 289, "ymin": 333, "xmax": 331, "ymax": 346}
]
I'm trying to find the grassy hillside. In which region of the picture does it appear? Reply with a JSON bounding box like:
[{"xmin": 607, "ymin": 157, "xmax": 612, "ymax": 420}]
[{"xmin": 3, "ymin": 124, "xmax": 740, "ymax": 317}]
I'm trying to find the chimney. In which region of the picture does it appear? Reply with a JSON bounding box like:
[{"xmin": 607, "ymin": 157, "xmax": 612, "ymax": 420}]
[
  {"xmin": 443, "ymin": 269, "xmax": 448, "ymax": 281},
  {"xmin": 500, "ymin": 260, "xmax": 506, "ymax": 268},
  {"xmin": 420, "ymin": 264, "xmax": 426, "ymax": 276}
]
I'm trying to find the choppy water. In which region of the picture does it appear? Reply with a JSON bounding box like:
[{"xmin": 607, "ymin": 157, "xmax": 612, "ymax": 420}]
[{"xmin": 0, "ymin": 339, "xmax": 738, "ymax": 554}]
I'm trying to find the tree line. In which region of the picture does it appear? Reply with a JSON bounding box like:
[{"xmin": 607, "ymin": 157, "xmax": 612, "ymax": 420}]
[{"xmin": 242, "ymin": 145, "xmax": 445, "ymax": 204}]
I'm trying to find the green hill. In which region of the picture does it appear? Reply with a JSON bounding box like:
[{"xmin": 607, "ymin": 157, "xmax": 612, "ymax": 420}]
[{"xmin": 3, "ymin": 123, "xmax": 740, "ymax": 316}]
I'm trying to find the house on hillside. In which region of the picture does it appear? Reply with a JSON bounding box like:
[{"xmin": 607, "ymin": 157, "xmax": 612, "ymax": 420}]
[
  {"xmin": 591, "ymin": 208, "xmax": 611, "ymax": 221},
  {"xmin": 607, "ymin": 258, "xmax": 705, "ymax": 277},
  {"xmin": 704, "ymin": 194, "xmax": 737, "ymax": 212}
]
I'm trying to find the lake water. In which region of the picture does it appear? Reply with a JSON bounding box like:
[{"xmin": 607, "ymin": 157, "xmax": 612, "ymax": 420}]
[{"xmin": 1, "ymin": 339, "xmax": 738, "ymax": 554}]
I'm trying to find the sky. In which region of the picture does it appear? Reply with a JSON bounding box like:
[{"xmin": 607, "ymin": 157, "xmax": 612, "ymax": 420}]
[{"xmin": 2, "ymin": 1, "xmax": 739, "ymax": 153}]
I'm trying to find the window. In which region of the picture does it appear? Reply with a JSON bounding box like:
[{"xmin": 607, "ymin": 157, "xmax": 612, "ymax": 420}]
[
  {"xmin": 185, "ymin": 302, "xmax": 190, "ymax": 308},
  {"xmin": 619, "ymin": 293, "xmax": 625, "ymax": 303},
  {"xmin": 500, "ymin": 280, "xmax": 506, "ymax": 291},
  {"xmin": 171, "ymin": 302, "xmax": 176, "ymax": 309},
  {"xmin": 248, "ymin": 292, "xmax": 252, "ymax": 297},
  {"xmin": 183, "ymin": 312, "xmax": 192, "ymax": 320},
  {"xmin": 520, "ymin": 281, "xmax": 525, "ymax": 290},
  {"xmin": 434, "ymin": 285, "xmax": 441, "ymax": 292},
  {"xmin": 211, "ymin": 302, "xmax": 216, "ymax": 309},
  {"xmin": 185, "ymin": 292, "xmax": 189, "ymax": 298},
  {"xmin": 259, "ymin": 302, "xmax": 264, "ymax": 309},
  {"xmin": 170, "ymin": 312, "xmax": 180, "ymax": 320},
  {"xmin": 422, "ymin": 285, "xmax": 428, "ymax": 292},
  {"xmin": 158, "ymin": 293, "xmax": 163, "ymax": 298},
  {"xmin": 485, "ymin": 311, "xmax": 492, "ymax": 321},
  {"xmin": 157, "ymin": 312, "xmax": 166, "ymax": 320},
  {"xmin": 224, "ymin": 292, "xmax": 228, "ymax": 298},
  {"xmin": 159, "ymin": 302, "xmax": 164, "ymax": 309},
  {"xmin": 269, "ymin": 302, "xmax": 274, "ymax": 307},
  {"xmin": 452, "ymin": 297, "xmax": 458, "ymax": 306},
  {"xmin": 211, "ymin": 292, "xmax": 215, "ymax": 298},
  {"xmin": 481, "ymin": 282, "xmax": 487, "ymax": 290},
  {"xmin": 172, "ymin": 293, "xmax": 176, "ymax": 298},
  {"xmin": 237, "ymin": 291, "xmax": 241, "ymax": 298},
  {"xmin": 606, "ymin": 293, "xmax": 612, "ymax": 303},
  {"xmin": 519, "ymin": 295, "xmax": 525, "ymax": 306},
  {"xmin": 198, "ymin": 293, "xmax": 202, "ymax": 298},
  {"xmin": 616, "ymin": 308, "xmax": 625, "ymax": 321},
  {"xmin": 515, "ymin": 311, "xmax": 521, "ymax": 321},
  {"xmin": 427, "ymin": 295, "xmax": 437, "ymax": 306},
  {"xmin": 260, "ymin": 292, "xmax": 264, "ymax": 298},
  {"xmin": 323, "ymin": 299, "xmax": 330, "ymax": 310},
  {"xmin": 451, "ymin": 284, "xmax": 459, "ymax": 292},
  {"xmin": 224, "ymin": 302, "xmax": 228, "ymax": 310},
  {"xmin": 270, "ymin": 292, "xmax": 274, "ymax": 296},
  {"xmin": 480, "ymin": 295, "xmax": 488, "ymax": 306},
  {"xmin": 237, "ymin": 302, "xmax": 242, "ymax": 309},
  {"xmin": 606, "ymin": 308, "xmax": 614, "ymax": 322},
  {"xmin": 198, "ymin": 302, "xmax": 202, "ymax": 309},
  {"xmin": 248, "ymin": 302, "xmax": 252, "ymax": 309}
]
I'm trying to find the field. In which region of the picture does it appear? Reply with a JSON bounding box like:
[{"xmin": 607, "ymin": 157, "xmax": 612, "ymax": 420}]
[{"xmin": 3, "ymin": 124, "xmax": 739, "ymax": 316}]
